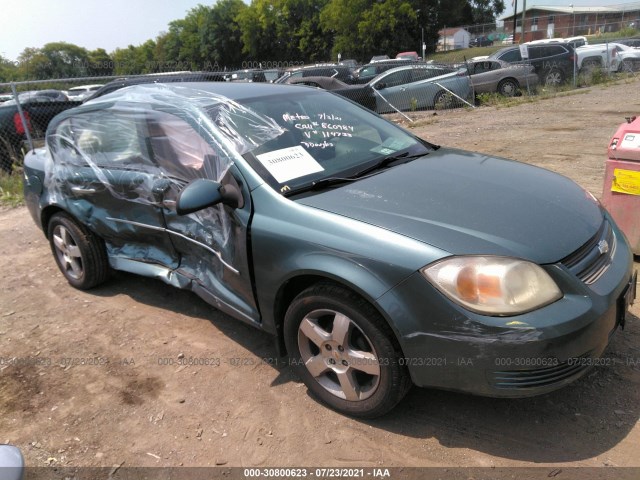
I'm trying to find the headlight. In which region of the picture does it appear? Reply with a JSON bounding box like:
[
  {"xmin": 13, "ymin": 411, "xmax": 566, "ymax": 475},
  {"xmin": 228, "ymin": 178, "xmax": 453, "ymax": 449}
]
[{"xmin": 421, "ymin": 256, "xmax": 562, "ymax": 316}]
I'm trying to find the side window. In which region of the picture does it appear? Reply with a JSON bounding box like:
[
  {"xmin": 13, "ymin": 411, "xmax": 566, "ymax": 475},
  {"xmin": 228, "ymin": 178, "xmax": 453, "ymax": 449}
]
[
  {"xmin": 381, "ymin": 70, "xmax": 411, "ymax": 87},
  {"xmin": 145, "ymin": 111, "xmax": 222, "ymax": 181},
  {"xmin": 72, "ymin": 111, "xmax": 150, "ymax": 168},
  {"xmin": 527, "ymin": 47, "xmax": 542, "ymax": 59},
  {"xmin": 499, "ymin": 49, "xmax": 522, "ymax": 62},
  {"xmin": 360, "ymin": 66, "xmax": 376, "ymax": 77},
  {"xmin": 411, "ymin": 68, "xmax": 436, "ymax": 81},
  {"xmin": 547, "ymin": 45, "xmax": 567, "ymax": 56}
]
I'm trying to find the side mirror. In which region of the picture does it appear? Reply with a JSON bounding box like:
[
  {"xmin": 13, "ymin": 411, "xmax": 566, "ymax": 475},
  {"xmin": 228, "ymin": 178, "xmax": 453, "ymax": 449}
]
[
  {"xmin": 176, "ymin": 178, "xmax": 244, "ymax": 215},
  {"xmin": 0, "ymin": 445, "xmax": 25, "ymax": 480},
  {"xmin": 374, "ymin": 82, "xmax": 386, "ymax": 90},
  {"xmin": 177, "ymin": 179, "xmax": 223, "ymax": 215}
]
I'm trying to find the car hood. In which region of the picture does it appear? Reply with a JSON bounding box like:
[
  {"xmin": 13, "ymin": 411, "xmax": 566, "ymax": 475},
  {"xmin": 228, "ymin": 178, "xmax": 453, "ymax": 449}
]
[{"xmin": 296, "ymin": 148, "xmax": 603, "ymax": 264}]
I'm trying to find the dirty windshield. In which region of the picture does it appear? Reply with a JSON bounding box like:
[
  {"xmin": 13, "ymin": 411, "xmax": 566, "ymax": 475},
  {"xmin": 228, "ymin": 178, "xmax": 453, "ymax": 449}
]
[{"xmin": 231, "ymin": 90, "xmax": 432, "ymax": 194}]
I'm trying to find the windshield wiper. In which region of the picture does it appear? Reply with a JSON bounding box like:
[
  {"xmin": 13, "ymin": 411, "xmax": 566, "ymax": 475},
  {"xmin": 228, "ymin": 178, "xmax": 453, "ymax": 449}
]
[
  {"xmin": 352, "ymin": 150, "xmax": 427, "ymax": 178},
  {"xmin": 284, "ymin": 149, "xmax": 429, "ymax": 197},
  {"xmin": 284, "ymin": 176, "xmax": 359, "ymax": 196}
]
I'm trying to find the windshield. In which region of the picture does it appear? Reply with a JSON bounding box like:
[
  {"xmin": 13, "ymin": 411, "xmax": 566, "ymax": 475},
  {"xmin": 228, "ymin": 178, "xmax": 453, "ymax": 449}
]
[{"xmin": 228, "ymin": 90, "xmax": 431, "ymax": 194}]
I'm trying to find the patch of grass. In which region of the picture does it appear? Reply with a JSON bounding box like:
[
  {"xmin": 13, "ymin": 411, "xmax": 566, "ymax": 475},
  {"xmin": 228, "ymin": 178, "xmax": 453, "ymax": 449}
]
[
  {"xmin": 427, "ymin": 45, "xmax": 503, "ymax": 64},
  {"xmin": 0, "ymin": 168, "xmax": 24, "ymax": 208},
  {"xmin": 586, "ymin": 27, "xmax": 639, "ymax": 44}
]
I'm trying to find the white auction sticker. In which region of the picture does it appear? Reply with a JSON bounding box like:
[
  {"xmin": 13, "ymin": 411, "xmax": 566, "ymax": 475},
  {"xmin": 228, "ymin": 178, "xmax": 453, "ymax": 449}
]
[{"xmin": 256, "ymin": 146, "xmax": 324, "ymax": 183}]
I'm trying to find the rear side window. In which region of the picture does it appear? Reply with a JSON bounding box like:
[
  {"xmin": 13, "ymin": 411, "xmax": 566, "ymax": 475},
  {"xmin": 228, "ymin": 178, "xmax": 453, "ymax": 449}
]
[
  {"xmin": 498, "ymin": 49, "xmax": 522, "ymax": 62},
  {"xmin": 546, "ymin": 45, "xmax": 568, "ymax": 56}
]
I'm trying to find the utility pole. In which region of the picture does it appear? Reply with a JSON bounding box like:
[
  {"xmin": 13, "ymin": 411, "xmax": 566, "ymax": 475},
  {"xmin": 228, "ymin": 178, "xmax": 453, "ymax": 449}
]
[
  {"xmin": 512, "ymin": 0, "xmax": 518, "ymax": 42},
  {"xmin": 521, "ymin": 0, "xmax": 527, "ymax": 43}
]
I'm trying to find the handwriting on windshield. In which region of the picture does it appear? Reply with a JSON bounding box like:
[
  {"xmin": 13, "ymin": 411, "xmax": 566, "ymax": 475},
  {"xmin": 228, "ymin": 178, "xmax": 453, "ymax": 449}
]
[{"xmin": 283, "ymin": 112, "xmax": 354, "ymax": 142}]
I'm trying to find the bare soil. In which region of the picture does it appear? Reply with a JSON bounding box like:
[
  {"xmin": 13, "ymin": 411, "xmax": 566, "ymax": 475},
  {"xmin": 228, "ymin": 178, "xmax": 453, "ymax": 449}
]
[{"xmin": 1, "ymin": 78, "xmax": 640, "ymax": 473}]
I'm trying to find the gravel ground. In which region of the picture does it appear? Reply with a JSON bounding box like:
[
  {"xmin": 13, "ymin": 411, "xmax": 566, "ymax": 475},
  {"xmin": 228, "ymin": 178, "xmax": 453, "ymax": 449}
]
[{"xmin": 1, "ymin": 77, "xmax": 639, "ymax": 477}]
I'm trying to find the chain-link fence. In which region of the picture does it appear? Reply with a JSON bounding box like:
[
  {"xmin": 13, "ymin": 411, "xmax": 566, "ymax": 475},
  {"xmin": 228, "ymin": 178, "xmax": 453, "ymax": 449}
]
[
  {"xmin": 0, "ymin": 68, "xmax": 475, "ymax": 172},
  {"xmin": 1, "ymin": 42, "xmax": 637, "ymax": 172}
]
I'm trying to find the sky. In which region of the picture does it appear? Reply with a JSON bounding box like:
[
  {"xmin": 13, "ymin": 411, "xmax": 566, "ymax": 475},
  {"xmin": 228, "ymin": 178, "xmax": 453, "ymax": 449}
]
[
  {"xmin": 0, "ymin": 0, "xmax": 207, "ymax": 61},
  {"xmin": 1, "ymin": 0, "xmax": 639, "ymax": 62}
]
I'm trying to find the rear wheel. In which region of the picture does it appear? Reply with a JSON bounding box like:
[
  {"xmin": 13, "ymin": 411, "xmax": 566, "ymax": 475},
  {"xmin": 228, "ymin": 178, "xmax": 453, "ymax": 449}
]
[
  {"xmin": 620, "ymin": 59, "xmax": 636, "ymax": 73},
  {"xmin": 433, "ymin": 90, "xmax": 455, "ymax": 110},
  {"xmin": 497, "ymin": 78, "xmax": 519, "ymax": 97},
  {"xmin": 48, "ymin": 213, "xmax": 110, "ymax": 290},
  {"xmin": 543, "ymin": 68, "xmax": 564, "ymax": 87},
  {"xmin": 284, "ymin": 283, "xmax": 411, "ymax": 418}
]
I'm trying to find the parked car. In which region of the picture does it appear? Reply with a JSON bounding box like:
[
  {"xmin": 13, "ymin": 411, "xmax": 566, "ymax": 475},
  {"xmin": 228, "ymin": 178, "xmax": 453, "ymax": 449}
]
[
  {"xmin": 501, "ymin": 35, "xmax": 514, "ymax": 45},
  {"xmin": 489, "ymin": 43, "xmax": 576, "ymax": 86},
  {"xmin": 368, "ymin": 64, "xmax": 472, "ymax": 113},
  {"xmin": 84, "ymin": 71, "xmax": 227, "ymax": 102},
  {"xmin": 470, "ymin": 36, "xmax": 493, "ymax": 47},
  {"xmin": 395, "ymin": 51, "xmax": 420, "ymax": 61},
  {"xmin": 275, "ymin": 65, "xmax": 356, "ymax": 84},
  {"xmin": 465, "ymin": 59, "xmax": 539, "ymax": 96},
  {"xmin": 575, "ymin": 43, "xmax": 619, "ymax": 73},
  {"xmin": 226, "ymin": 69, "xmax": 267, "ymax": 82},
  {"xmin": 0, "ymin": 93, "xmax": 13, "ymax": 104},
  {"xmin": 370, "ymin": 55, "xmax": 391, "ymax": 63},
  {"xmin": 66, "ymin": 84, "xmax": 104, "ymax": 101},
  {"xmin": 288, "ymin": 76, "xmax": 351, "ymax": 90},
  {"xmin": 0, "ymin": 91, "xmax": 80, "ymax": 172},
  {"xmin": 528, "ymin": 36, "xmax": 588, "ymax": 49},
  {"xmin": 618, "ymin": 37, "xmax": 640, "ymax": 48},
  {"xmin": 611, "ymin": 42, "xmax": 640, "ymax": 72},
  {"xmin": 353, "ymin": 60, "xmax": 423, "ymax": 84},
  {"xmin": 338, "ymin": 59, "xmax": 358, "ymax": 68},
  {"xmin": 263, "ymin": 68, "xmax": 285, "ymax": 82},
  {"xmin": 24, "ymin": 82, "xmax": 635, "ymax": 417}
]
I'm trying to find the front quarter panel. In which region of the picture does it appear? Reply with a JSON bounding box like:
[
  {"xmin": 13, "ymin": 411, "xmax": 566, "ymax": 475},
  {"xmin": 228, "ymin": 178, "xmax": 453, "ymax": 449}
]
[{"xmin": 249, "ymin": 185, "xmax": 449, "ymax": 336}]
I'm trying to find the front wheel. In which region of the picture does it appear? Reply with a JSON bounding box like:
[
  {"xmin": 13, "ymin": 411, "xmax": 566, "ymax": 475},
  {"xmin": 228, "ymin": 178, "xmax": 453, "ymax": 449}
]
[
  {"xmin": 48, "ymin": 213, "xmax": 111, "ymax": 290},
  {"xmin": 497, "ymin": 78, "xmax": 519, "ymax": 97},
  {"xmin": 284, "ymin": 283, "xmax": 411, "ymax": 418}
]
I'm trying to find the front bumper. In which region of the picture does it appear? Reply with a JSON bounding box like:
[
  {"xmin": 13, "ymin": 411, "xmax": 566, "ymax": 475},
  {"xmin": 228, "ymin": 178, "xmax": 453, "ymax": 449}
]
[{"xmin": 376, "ymin": 220, "xmax": 635, "ymax": 397}]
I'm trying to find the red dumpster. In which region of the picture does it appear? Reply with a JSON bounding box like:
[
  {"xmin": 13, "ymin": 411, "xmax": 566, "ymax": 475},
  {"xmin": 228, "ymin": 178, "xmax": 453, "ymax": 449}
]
[{"xmin": 602, "ymin": 116, "xmax": 640, "ymax": 254}]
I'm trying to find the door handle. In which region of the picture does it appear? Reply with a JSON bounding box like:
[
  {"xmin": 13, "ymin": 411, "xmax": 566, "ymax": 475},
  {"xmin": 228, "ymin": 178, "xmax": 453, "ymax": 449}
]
[{"xmin": 71, "ymin": 186, "xmax": 96, "ymax": 195}]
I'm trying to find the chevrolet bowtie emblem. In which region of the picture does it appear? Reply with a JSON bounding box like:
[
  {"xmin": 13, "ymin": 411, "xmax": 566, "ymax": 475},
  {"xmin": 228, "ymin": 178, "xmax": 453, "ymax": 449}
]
[{"xmin": 597, "ymin": 240, "xmax": 609, "ymax": 255}]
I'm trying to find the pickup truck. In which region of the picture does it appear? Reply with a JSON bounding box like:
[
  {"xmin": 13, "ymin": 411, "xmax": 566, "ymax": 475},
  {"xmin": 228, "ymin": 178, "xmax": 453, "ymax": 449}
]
[
  {"xmin": 575, "ymin": 43, "xmax": 619, "ymax": 73},
  {"xmin": 0, "ymin": 91, "xmax": 80, "ymax": 172}
]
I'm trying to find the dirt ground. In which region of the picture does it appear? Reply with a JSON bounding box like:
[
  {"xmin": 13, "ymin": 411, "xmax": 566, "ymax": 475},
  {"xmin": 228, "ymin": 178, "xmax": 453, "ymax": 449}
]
[{"xmin": 1, "ymin": 77, "xmax": 640, "ymax": 474}]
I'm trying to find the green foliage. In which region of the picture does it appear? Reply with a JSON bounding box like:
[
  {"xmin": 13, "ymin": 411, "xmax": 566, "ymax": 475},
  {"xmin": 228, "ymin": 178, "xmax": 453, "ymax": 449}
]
[{"xmin": 0, "ymin": 168, "xmax": 24, "ymax": 208}]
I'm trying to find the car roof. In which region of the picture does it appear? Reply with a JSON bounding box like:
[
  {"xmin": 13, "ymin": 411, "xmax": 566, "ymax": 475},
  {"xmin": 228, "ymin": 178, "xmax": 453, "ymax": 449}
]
[
  {"xmin": 88, "ymin": 81, "xmax": 313, "ymax": 104},
  {"xmin": 85, "ymin": 72, "xmax": 228, "ymax": 101}
]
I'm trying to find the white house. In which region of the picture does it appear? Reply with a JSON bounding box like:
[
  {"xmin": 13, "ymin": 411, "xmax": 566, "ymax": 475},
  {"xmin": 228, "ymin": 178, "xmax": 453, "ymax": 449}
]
[{"xmin": 437, "ymin": 27, "xmax": 471, "ymax": 51}]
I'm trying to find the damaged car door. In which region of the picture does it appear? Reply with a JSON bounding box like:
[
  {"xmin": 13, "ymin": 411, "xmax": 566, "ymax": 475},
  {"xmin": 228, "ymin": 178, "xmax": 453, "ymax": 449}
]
[
  {"xmin": 142, "ymin": 109, "xmax": 259, "ymax": 323},
  {"xmin": 50, "ymin": 109, "xmax": 179, "ymax": 268}
]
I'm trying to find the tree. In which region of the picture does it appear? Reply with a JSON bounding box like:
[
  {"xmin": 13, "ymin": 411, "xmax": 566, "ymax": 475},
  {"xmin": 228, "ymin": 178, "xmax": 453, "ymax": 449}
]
[
  {"xmin": 357, "ymin": 0, "xmax": 419, "ymax": 57},
  {"xmin": 320, "ymin": 0, "xmax": 372, "ymax": 60},
  {"xmin": 0, "ymin": 54, "xmax": 18, "ymax": 83},
  {"xmin": 87, "ymin": 48, "xmax": 113, "ymax": 77},
  {"xmin": 200, "ymin": 0, "xmax": 247, "ymax": 69},
  {"xmin": 470, "ymin": 0, "xmax": 505, "ymax": 25},
  {"xmin": 40, "ymin": 42, "xmax": 90, "ymax": 78}
]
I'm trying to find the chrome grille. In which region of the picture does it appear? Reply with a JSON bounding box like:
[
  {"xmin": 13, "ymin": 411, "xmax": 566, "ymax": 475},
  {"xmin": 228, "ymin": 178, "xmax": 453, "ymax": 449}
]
[{"xmin": 560, "ymin": 221, "xmax": 615, "ymax": 285}]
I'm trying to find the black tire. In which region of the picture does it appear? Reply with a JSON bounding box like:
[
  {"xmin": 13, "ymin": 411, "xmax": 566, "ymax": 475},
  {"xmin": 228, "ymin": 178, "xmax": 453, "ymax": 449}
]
[
  {"xmin": 543, "ymin": 68, "xmax": 564, "ymax": 87},
  {"xmin": 581, "ymin": 59, "xmax": 601, "ymax": 73},
  {"xmin": 284, "ymin": 282, "xmax": 411, "ymax": 418},
  {"xmin": 497, "ymin": 78, "xmax": 519, "ymax": 97},
  {"xmin": 47, "ymin": 212, "xmax": 110, "ymax": 290},
  {"xmin": 620, "ymin": 59, "xmax": 636, "ymax": 73},
  {"xmin": 433, "ymin": 90, "xmax": 453, "ymax": 110}
]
